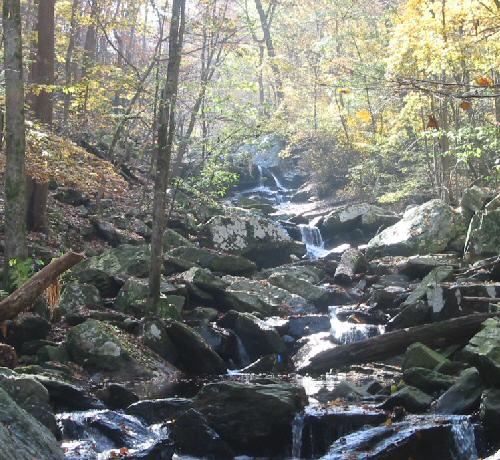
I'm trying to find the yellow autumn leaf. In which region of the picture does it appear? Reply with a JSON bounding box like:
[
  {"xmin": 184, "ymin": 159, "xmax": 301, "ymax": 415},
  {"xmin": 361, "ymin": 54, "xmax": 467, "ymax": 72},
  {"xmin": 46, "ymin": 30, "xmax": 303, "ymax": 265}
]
[{"xmin": 356, "ymin": 109, "xmax": 372, "ymax": 123}]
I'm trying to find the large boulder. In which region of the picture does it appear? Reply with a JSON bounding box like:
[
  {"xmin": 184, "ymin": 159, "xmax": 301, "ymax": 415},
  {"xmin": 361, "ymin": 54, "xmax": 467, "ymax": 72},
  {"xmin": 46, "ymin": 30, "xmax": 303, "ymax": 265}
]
[
  {"xmin": 319, "ymin": 203, "xmax": 399, "ymax": 242},
  {"xmin": 367, "ymin": 200, "xmax": 467, "ymax": 258},
  {"xmin": 66, "ymin": 319, "xmax": 138, "ymax": 371},
  {"xmin": 115, "ymin": 277, "xmax": 183, "ymax": 318},
  {"xmin": 0, "ymin": 368, "xmax": 58, "ymax": 436},
  {"xmin": 222, "ymin": 275, "xmax": 315, "ymax": 316},
  {"xmin": 193, "ymin": 380, "xmax": 307, "ymax": 456},
  {"xmin": 58, "ymin": 283, "xmax": 101, "ymax": 317},
  {"xmin": 163, "ymin": 320, "xmax": 227, "ymax": 374},
  {"xmin": 72, "ymin": 245, "xmax": 151, "ymax": 297},
  {"xmin": 434, "ymin": 367, "xmax": 484, "ymax": 414},
  {"xmin": 480, "ymin": 389, "xmax": 500, "ymax": 439},
  {"xmin": 462, "ymin": 318, "xmax": 500, "ymax": 385},
  {"xmin": 218, "ymin": 311, "xmax": 286, "ymax": 362},
  {"xmin": 465, "ymin": 196, "xmax": 500, "ymax": 256},
  {"xmin": 163, "ymin": 228, "xmax": 195, "ymax": 250},
  {"xmin": 66, "ymin": 319, "xmax": 178, "ymax": 385},
  {"xmin": 170, "ymin": 408, "xmax": 234, "ymax": 459},
  {"xmin": 403, "ymin": 367, "xmax": 456, "ymax": 393},
  {"xmin": 402, "ymin": 343, "xmax": 452, "ymax": 373},
  {"xmin": 167, "ymin": 246, "xmax": 257, "ymax": 275},
  {"xmin": 268, "ymin": 273, "xmax": 333, "ymax": 307},
  {"xmin": 0, "ymin": 387, "xmax": 65, "ymax": 460},
  {"xmin": 380, "ymin": 386, "xmax": 433, "ymax": 413},
  {"xmin": 205, "ymin": 214, "xmax": 306, "ymax": 268}
]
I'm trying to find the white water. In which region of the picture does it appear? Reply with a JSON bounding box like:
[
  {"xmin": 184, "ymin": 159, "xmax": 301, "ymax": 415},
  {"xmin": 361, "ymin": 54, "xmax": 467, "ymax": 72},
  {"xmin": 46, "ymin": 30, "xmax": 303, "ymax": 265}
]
[
  {"xmin": 299, "ymin": 223, "xmax": 329, "ymax": 259},
  {"xmin": 330, "ymin": 306, "xmax": 385, "ymax": 344},
  {"xmin": 291, "ymin": 412, "xmax": 306, "ymax": 459},
  {"xmin": 271, "ymin": 171, "xmax": 287, "ymax": 191},
  {"xmin": 450, "ymin": 417, "xmax": 478, "ymax": 460}
]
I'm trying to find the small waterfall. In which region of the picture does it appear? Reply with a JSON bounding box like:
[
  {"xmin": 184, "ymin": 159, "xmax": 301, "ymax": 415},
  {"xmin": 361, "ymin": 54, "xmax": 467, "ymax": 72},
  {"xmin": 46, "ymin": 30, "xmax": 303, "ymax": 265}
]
[
  {"xmin": 330, "ymin": 307, "xmax": 384, "ymax": 344},
  {"xmin": 299, "ymin": 224, "xmax": 326, "ymax": 259},
  {"xmin": 257, "ymin": 164, "xmax": 264, "ymax": 186},
  {"xmin": 270, "ymin": 171, "xmax": 287, "ymax": 191},
  {"xmin": 292, "ymin": 411, "xmax": 305, "ymax": 459},
  {"xmin": 450, "ymin": 417, "xmax": 478, "ymax": 460}
]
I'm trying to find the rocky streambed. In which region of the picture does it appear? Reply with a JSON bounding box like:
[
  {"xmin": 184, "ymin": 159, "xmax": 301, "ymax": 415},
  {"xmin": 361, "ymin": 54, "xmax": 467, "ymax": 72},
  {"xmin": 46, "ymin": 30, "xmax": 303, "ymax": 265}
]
[{"xmin": 1, "ymin": 162, "xmax": 500, "ymax": 460}]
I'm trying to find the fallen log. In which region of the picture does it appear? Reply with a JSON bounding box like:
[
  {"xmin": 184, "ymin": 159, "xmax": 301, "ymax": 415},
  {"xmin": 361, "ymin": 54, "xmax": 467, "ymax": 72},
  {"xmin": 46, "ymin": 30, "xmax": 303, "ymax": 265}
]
[
  {"xmin": 297, "ymin": 312, "xmax": 500, "ymax": 374},
  {"xmin": 0, "ymin": 252, "xmax": 85, "ymax": 322},
  {"xmin": 334, "ymin": 248, "xmax": 366, "ymax": 284}
]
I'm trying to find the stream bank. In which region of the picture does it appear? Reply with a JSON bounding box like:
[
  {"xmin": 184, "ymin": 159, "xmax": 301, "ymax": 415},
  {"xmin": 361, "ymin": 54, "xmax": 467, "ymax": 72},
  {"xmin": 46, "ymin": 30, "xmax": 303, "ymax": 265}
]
[{"xmin": 1, "ymin": 149, "xmax": 500, "ymax": 460}]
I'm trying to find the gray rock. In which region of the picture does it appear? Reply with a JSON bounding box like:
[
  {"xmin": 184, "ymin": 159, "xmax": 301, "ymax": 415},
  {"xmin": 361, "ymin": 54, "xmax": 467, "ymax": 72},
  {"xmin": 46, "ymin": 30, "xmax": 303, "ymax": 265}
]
[
  {"xmin": 219, "ymin": 311, "xmax": 286, "ymax": 361},
  {"xmin": 480, "ymin": 388, "xmax": 500, "ymax": 438},
  {"xmin": 285, "ymin": 315, "xmax": 331, "ymax": 338},
  {"xmin": 462, "ymin": 317, "xmax": 500, "ymax": 385},
  {"xmin": 115, "ymin": 277, "xmax": 183, "ymax": 319},
  {"xmin": 206, "ymin": 214, "xmax": 306, "ymax": 268},
  {"xmin": 380, "ymin": 385, "xmax": 432, "ymax": 413},
  {"xmin": 163, "ymin": 228, "xmax": 195, "ymax": 250},
  {"xmin": 0, "ymin": 368, "xmax": 58, "ymax": 436},
  {"xmin": 221, "ymin": 275, "xmax": 315, "ymax": 316},
  {"xmin": 403, "ymin": 367, "xmax": 456, "ymax": 393},
  {"xmin": 126, "ymin": 397, "xmax": 193, "ymax": 424},
  {"xmin": 58, "ymin": 283, "xmax": 101, "ymax": 317},
  {"xmin": 0, "ymin": 386, "xmax": 65, "ymax": 460},
  {"xmin": 269, "ymin": 273, "xmax": 332, "ymax": 307},
  {"xmin": 179, "ymin": 266, "xmax": 227, "ymax": 293},
  {"xmin": 387, "ymin": 301, "xmax": 431, "ymax": 330},
  {"xmin": 171, "ymin": 409, "xmax": 234, "ymax": 459},
  {"xmin": 141, "ymin": 319, "xmax": 178, "ymax": 363},
  {"xmin": 465, "ymin": 207, "xmax": 500, "ymax": 256},
  {"xmin": 367, "ymin": 200, "xmax": 467, "ymax": 257},
  {"xmin": 167, "ymin": 246, "xmax": 257, "ymax": 275},
  {"xmin": 163, "ymin": 320, "xmax": 227, "ymax": 374},
  {"xmin": 461, "ymin": 186, "xmax": 490, "ymax": 214},
  {"xmin": 403, "ymin": 266, "xmax": 454, "ymax": 306},
  {"xmin": 194, "ymin": 380, "xmax": 307, "ymax": 456},
  {"xmin": 66, "ymin": 319, "xmax": 178, "ymax": 385},
  {"xmin": 319, "ymin": 203, "xmax": 399, "ymax": 240},
  {"xmin": 434, "ymin": 367, "xmax": 484, "ymax": 414},
  {"xmin": 72, "ymin": 245, "xmax": 151, "ymax": 297},
  {"xmin": 402, "ymin": 342, "xmax": 451, "ymax": 372}
]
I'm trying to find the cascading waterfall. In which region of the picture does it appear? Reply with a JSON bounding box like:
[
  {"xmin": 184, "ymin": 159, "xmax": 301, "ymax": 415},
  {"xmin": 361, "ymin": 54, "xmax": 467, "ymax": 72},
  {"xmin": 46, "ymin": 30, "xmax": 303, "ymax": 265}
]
[
  {"xmin": 292, "ymin": 411, "xmax": 306, "ymax": 459},
  {"xmin": 299, "ymin": 222, "xmax": 326, "ymax": 259},
  {"xmin": 450, "ymin": 417, "xmax": 478, "ymax": 460},
  {"xmin": 271, "ymin": 171, "xmax": 287, "ymax": 191},
  {"xmin": 257, "ymin": 164, "xmax": 264, "ymax": 186}
]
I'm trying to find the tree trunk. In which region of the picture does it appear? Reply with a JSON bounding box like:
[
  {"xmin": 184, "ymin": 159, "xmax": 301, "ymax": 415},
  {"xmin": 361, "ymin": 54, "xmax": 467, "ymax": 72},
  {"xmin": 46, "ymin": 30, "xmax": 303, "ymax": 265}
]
[
  {"xmin": 3, "ymin": 0, "xmax": 28, "ymax": 286},
  {"xmin": 149, "ymin": 0, "xmax": 186, "ymax": 304},
  {"xmin": 26, "ymin": 177, "xmax": 49, "ymax": 232},
  {"xmin": 63, "ymin": 0, "xmax": 80, "ymax": 128},
  {"xmin": 31, "ymin": 0, "xmax": 55, "ymax": 126},
  {"xmin": 0, "ymin": 252, "xmax": 84, "ymax": 321},
  {"xmin": 298, "ymin": 312, "xmax": 499, "ymax": 374},
  {"xmin": 254, "ymin": 0, "xmax": 283, "ymax": 103}
]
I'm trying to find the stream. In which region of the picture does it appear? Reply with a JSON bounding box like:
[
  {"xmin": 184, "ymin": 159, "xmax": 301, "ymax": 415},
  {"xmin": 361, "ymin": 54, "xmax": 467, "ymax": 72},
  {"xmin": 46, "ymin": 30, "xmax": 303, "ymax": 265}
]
[{"xmin": 57, "ymin": 165, "xmax": 485, "ymax": 460}]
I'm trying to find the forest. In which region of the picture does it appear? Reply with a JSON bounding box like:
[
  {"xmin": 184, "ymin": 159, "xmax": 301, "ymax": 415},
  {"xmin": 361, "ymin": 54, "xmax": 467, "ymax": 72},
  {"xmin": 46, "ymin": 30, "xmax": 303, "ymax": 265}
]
[{"xmin": 0, "ymin": 0, "xmax": 499, "ymax": 459}]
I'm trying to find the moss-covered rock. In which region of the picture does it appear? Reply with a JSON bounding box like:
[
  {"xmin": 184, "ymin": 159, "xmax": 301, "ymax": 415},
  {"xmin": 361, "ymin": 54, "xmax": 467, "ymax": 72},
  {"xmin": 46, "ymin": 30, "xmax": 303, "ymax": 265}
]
[
  {"xmin": 367, "ymin": 200, "xmax": 467, "ymax": 258},
  {"xmin": 58, "ymin": 283, "xmax": 101, "ymax": 316},
  {"xmin": 163, "ymin": 228, "xmax": 195, "ymax": 250},
  {"xmin": 462, "ymin": 318, "xmax": 500, "ymax": 385},
  {"xmin": 465, "ymin": 207, "xmax": 500, "ymax": 256},
  {"xmin": 0, "ymin": 386, "xmax": 64, "ymax": 460},
  {"xmin": 72, "ymin": 245, "xmax": 151, "ymax": 297},
  {"xmin": 167, "ymin": 246, "xmax": 257, "ymax": 275}
]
